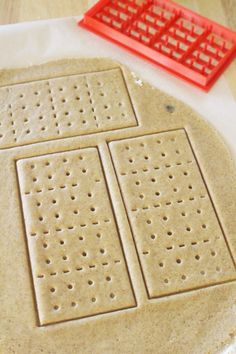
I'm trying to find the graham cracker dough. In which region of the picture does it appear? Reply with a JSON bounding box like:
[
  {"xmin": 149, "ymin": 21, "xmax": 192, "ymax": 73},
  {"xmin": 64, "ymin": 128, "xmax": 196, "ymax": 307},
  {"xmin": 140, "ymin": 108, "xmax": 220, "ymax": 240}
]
[{"xmin": 0, "ymin": 58, "xmax": 236, "ymax": 354}]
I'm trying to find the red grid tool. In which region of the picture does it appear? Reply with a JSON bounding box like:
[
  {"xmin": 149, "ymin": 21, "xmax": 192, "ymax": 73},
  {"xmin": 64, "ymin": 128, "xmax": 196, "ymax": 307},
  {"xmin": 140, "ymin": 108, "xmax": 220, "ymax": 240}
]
[{"xmin": 79, "ymin": 0, "xmax": 236, "ymax": 91}]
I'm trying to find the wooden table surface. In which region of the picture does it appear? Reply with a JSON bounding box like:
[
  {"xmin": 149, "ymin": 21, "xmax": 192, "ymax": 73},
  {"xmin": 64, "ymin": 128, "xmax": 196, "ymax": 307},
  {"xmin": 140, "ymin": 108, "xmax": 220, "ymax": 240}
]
[
  {"xmin": 0, "ymin": 0, "xmax": 236, "ymax": 98},
  {"xmin": 0, "ymin": 0, "xmax": 235, "ymax": 29},
  {"xmin": 0, "ymin": 0, "xmax": 235, "ymax": 28}
]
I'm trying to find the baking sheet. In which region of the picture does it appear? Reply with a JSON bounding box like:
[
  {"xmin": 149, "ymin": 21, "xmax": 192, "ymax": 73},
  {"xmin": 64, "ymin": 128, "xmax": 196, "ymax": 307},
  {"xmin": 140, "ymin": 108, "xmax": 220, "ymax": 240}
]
[{"xmin": 0, "ymin": 16, "xmax": 235, "ymax": 161}]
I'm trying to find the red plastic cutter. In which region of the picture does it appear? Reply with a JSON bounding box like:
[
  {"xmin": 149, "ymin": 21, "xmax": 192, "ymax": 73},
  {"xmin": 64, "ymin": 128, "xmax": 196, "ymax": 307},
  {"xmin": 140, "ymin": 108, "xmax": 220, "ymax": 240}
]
[{"xmin": 79, "ymin": 0, "xmax": 236, "ymax": 91}]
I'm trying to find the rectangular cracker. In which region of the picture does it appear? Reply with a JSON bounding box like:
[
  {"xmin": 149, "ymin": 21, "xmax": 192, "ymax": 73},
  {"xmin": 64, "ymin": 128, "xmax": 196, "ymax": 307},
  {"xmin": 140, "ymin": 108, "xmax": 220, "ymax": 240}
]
[
  {"xmin": 109, "ymin": 129, "xmax": 236, "ymax": 298},
  {"xmin": 17, "ymin": 148, "xmax": 135, "ymax": 325},
  {"xmin": 0, "ymin": 68, "xmax": 137, "ymax": 149}
]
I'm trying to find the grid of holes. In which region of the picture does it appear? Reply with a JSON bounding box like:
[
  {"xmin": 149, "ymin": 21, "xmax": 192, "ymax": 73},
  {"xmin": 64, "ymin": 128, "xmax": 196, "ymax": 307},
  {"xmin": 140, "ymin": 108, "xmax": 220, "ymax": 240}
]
[
  {"xmin": 110, "ymin": 130, "xmax": 236, "ymax": 297},
  {"xmin": 17, "ymin": 148, "xmax": 135, "ymax": 325},
  {"xmin": 95, "ymin": 0, "xmax": 234, "ymax": 77},
  {"xmin": 0, "ymin": 68, "xmax": 136, "ymax": 148}
]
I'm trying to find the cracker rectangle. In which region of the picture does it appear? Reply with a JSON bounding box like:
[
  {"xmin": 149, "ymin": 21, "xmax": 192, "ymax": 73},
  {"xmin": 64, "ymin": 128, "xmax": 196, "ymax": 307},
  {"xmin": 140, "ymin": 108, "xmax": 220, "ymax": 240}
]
[
  {"xmin": 17, "ymin": 148, "xmax": 135, "ymax": 325},
  {"xmin": 0, "ymin": 68, "xmax": 137, "ymax": 149},
  {"xmin": 109, "ymin": 130, "xmax": 236, "ymax": 298}
]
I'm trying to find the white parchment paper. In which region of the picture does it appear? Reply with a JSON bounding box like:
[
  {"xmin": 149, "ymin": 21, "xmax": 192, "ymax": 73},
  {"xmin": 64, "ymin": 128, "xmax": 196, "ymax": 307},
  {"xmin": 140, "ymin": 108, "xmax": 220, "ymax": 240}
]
[{"xmin": 0, "ymin": 16, "xmax": 235, "ymax": 159}]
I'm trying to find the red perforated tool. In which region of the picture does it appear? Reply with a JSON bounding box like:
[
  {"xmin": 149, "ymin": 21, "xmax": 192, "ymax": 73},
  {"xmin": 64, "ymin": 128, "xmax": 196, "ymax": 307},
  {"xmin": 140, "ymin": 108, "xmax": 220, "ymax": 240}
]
[{"xmin": 79, "ymin": 0, "xmax": 236, "ymax": 91}]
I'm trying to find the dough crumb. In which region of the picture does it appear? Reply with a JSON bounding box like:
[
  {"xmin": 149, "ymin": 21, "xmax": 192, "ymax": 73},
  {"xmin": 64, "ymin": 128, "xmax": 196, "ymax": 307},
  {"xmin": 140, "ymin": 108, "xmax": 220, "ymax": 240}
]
[{"xmin": 131, "ymin": 71, "xmax": 143, "ymax": 87}]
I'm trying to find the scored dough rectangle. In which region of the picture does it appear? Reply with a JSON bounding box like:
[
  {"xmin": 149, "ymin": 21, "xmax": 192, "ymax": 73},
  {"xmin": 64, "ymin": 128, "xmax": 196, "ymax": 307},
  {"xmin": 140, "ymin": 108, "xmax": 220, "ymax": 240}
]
[
  {"xmin": 109, "ymin": 129, "xmax": 236, "ymax": 298},
  {"xmin": 17, "ymin": 147, "xmax": 135, "ymax": 326},
  {"xmin": 0, "ymin": 68, "xmax": 137, "ymax": 149}
]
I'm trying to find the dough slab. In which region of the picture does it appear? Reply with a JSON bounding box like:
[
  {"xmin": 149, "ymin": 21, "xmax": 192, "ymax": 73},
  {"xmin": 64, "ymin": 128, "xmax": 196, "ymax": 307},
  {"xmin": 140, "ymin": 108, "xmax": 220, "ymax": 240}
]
[{"xmin": 0, "ymin": 58, "xmax": 236, "ymax": 354}]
